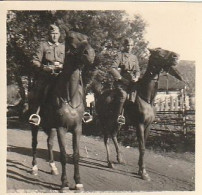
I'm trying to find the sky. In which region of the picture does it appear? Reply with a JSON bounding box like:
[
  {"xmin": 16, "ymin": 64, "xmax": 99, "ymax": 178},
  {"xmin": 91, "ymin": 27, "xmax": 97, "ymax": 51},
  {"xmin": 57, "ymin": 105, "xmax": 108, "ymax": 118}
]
[{"xmin": 126, "ymin": 3, "xmax": 202, "ymax": 61}]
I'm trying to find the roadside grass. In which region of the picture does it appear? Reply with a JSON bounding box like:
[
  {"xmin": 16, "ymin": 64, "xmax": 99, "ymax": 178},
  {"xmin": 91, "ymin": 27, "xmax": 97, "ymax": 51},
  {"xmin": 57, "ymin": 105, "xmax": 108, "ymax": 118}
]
[{"xmin": 82, "ymin": 120, "xmax": 195, "ymax": 163}]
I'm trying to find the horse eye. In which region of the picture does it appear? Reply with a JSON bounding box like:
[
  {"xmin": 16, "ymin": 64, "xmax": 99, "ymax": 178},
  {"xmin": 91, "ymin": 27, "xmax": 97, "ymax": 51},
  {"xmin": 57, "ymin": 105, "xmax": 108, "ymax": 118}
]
[{"xmin": 172, "ymin": 54, "xmax": 178, "ymax": 58}]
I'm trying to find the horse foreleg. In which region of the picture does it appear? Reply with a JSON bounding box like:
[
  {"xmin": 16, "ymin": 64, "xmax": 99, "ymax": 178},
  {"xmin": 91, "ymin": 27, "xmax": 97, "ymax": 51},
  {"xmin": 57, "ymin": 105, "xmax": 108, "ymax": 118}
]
[
  {"xmin": 57, "ymin": 127, "xmax": 69, "ymax": 192},
  {"xmin": 104, "ymin": 134, "xmax": 114, "ymax": 168},
  {"xmin": 47, "ymin": 128, "xmax": 59, "ymax": 175},
  {"xmin": 31, "ymin": 125, "xmax": 39, "ymax": 175},
  {"xmin": 111, "ymin": 135, "xmax": 124, "ymax": 164},
  {"xmin": 136, "ymin": 123, "xmax": 151, "ymax": 181},
  {"xmin": 72, "ymin": 125, "xmax": 84, "ymax": 191},
  {"xmin": 144, "ymin": 123, "xmax": 151, "ymax": 142}
]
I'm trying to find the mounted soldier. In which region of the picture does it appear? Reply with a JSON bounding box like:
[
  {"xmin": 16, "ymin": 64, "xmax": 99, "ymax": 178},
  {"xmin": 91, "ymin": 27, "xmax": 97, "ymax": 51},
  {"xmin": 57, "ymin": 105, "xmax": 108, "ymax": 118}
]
[
  {"xmin": 110, "ymin": 38, "xmax": 140, "ymax": 125},
  {"xmin": 29, "ymin": 24, "xmax": 65, "ymax": 125}
]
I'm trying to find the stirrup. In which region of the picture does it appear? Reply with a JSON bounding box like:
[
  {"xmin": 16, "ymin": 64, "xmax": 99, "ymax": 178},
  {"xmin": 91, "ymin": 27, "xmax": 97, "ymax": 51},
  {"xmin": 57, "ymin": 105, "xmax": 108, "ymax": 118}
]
[
  {"xmin": 117, "ymin": 115, "xmax": 125, "ymax": 125},
  {"xmin": 82, "ymin": 112, "xmax": 93, "ymax": 123},
  {"xmin": 29, "ymin": 114, "xmax": 41, "ymax": 126}
]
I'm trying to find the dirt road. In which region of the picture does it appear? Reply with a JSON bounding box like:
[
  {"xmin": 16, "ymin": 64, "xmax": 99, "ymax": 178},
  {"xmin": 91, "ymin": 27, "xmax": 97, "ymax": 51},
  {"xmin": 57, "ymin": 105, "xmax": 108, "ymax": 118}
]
[{"xmin": 7, "ymin": 127, "xmax": 195, "ymax": 192}]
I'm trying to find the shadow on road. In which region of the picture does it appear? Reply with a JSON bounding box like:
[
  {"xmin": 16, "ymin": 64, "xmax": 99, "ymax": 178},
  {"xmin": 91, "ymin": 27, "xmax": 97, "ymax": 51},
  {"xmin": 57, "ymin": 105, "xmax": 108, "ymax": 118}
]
[
  {"xmin": 8, "ymin": 144, "xmax": 140, "ymax": 180},
  {"xmin": 7, "ymin": 165, "xmax": 60, "ymax": 190}
]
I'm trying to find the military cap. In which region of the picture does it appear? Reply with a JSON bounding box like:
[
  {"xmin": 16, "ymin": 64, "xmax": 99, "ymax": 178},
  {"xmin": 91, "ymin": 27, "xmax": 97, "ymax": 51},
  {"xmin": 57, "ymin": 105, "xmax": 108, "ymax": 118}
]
[
  {"xmin": 123, "ymin": 38, "xmax": 134, "ymax": 46},
  {"xmin": 49, "ymin": 24, "xmax": 60, "ymax": 34}
]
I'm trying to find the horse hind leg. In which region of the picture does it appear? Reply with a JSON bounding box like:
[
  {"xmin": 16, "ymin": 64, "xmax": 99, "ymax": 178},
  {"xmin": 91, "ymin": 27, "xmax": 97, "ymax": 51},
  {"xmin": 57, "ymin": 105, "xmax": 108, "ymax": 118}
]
[
  {"xmin": 47, "ymin": 128, "xmax": 59, "ymax": 175},
  {"xmin": 31, "ymin": 125, "xmax": 39, "ymax": 175},
  {"xmin": 104, "ymin": 134, "xmax": 114, "ymax": 168},
  {"xmin": 111, "ymin": 135, "xmax": 125, "ymax": 164},
  {"xmin": 136, "ymin": 123, "xmax": 151, "ymax": 181}
]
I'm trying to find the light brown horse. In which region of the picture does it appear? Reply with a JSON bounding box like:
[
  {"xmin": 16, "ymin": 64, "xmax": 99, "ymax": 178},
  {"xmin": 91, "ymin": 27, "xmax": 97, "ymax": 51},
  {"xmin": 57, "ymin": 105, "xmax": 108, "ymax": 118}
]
[
  {"xmin": 30, "ymin": 31, "xmax": 95, "ymax": 192},
  {"xmin": 89, "ymin": 48, "xmax": 184, "ymax": 181}
]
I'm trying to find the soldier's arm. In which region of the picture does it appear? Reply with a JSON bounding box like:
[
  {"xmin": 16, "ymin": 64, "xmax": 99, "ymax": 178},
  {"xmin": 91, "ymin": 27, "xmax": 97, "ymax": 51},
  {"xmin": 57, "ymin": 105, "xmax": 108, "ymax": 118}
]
[
  {"xmin": 132, "ymin": 56, "xmax": 140, "ymax": 82},
  {"xmin": 109, "ymin": 53, "xmax": 122, "ymax": 81}
]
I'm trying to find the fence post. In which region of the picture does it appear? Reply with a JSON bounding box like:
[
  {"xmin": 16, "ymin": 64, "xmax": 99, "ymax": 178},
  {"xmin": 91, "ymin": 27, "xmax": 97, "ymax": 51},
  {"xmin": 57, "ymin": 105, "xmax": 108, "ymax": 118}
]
[
  {"xmin": 165, "ymin": 97, "xmax": 169, "ymax": 111},
  {"xmin": 182, "ymin": 86, "xmax": 187, "ymax": 137},
  {"xmin": 170, "ymin": 96, "xmax": 174, "ymax": 111},
  {"xmin": 160, "ymin": 98, "xmax": 164, "ymax": 111},
  {"xmin": 189, "ymin": 95, "xmax": 195, "ymax": 110},
  {"xmin": 155, "ymin": 99, "xmax": 159, "ymax": 111},
  {"xmin": 175, "ymin": 97, "xmax": 179, "ymax": 111}
]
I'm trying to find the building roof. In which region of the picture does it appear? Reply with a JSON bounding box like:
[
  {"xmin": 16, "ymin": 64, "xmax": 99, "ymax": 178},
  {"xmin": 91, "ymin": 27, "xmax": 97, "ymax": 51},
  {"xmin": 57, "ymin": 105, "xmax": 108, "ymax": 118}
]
[
  {"xmin": 158, "ymin": 60, "xmax": 195, "ymax": 92},
  {"xmin": 158, "ymin": 73, "xmax": 185, "ymax": 91}
]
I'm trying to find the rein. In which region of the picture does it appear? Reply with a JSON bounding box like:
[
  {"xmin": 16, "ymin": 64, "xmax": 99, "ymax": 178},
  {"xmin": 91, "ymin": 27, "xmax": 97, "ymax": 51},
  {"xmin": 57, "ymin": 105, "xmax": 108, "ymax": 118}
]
[
  {"xmin": 59, "ymin": 68, "xmax": 83, "ymax": 109},
  {"xmin": 59, "ymin": 97, "xmax": 82, "ymax": 109}
]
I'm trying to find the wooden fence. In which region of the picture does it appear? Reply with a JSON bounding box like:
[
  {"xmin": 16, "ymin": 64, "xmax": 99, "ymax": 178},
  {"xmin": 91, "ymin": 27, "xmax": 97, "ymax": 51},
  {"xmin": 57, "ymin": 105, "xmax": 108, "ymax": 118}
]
[
  {"xmin": 152, "ymin": 88, "xmax": 195, "ymax": 136},
  {"xmin": 87, "ymin": 88, "xmax": 195, "ymax": 136}
]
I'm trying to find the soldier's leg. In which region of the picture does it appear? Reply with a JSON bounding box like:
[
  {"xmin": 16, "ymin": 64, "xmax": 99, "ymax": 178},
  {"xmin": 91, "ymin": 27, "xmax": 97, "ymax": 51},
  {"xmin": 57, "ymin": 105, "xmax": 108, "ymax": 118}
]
[
  {"xmin": 116, "ymin": 87, "xmax": 127, "ymax": 124},
  {"xmin": 42, "ymin": 75, "xmax": 57, "ymax": 105},
  {"xmin": 29, "ymin": 79, "xmax": 48, "ymax": 125}
]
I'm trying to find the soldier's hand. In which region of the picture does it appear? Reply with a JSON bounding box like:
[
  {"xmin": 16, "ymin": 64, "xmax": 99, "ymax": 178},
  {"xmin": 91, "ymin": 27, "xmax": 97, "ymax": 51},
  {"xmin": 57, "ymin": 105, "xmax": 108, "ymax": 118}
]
[
  {"xmin": 53, "ymin": 65, "xmax": 63, "ymax": 74},
  {"xmin": 131, "ymin": 78, "xmax": 139, "ymax": 83},
  {"xmin": 54, "ymin": 64, "xmax": 63, "ymax": 69},
  {"xmin": 43, "ymin": 66, "xmax": 54, "ymax": 72}
]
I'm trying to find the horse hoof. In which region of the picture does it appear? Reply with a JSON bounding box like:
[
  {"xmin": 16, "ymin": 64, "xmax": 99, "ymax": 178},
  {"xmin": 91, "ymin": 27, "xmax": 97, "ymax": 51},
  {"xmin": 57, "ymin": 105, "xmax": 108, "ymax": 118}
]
[
  {"xmin": 59, "ymin": 186, "xmax": 70, "ymax": 193},
  {"xmin": 31, "ymin": 165, "xmax": 38, "ymax": 176},
  {"xmin": 137, "ymin": 170, "xmax": 142, "ymax": 176},
  {"xmin": 142, "ymin": 173, "xmax": 151, "ymax": 181},
  {"xmin": 51, "ymin": 169, "xmax": 59, "ymax": 175},
  {"xmin": 108, "ymin": 162, "xmax": 114, "ymax": 169},
  {"xmin": 117, "ymin": 158, "xmax": 125, "ymax": 165},
  {"xmin": 31, "ymin": 169, "xmax": 38, "ymax": 176},
  {"xmin": 75, "ymin": 184, "xmax": 84, "ymax": 191}
]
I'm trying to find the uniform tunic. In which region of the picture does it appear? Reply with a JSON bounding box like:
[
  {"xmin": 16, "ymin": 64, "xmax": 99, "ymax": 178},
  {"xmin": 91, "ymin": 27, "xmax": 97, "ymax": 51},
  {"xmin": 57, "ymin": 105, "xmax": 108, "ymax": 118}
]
[
  {"xmin": 111, "ymin": 52, "xmax": 140, "ymax": 81},
  {"xmin": 110, "ymin": 52, "xmax": 140, "ymax": 116},
  {"xmin": 30, "ymin": 41, "xmax": 65, "ymax": 111},
  {"xmin": 33, "ymin": 41, "xmax": 65, "ymax": 68}
]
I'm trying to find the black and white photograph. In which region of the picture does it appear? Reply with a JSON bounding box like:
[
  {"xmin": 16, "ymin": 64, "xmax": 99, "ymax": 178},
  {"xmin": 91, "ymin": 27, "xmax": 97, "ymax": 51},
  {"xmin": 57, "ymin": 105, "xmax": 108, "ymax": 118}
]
[{"xmin": 1, "ymin": 1, "xmax": 201, "ymax": 194}]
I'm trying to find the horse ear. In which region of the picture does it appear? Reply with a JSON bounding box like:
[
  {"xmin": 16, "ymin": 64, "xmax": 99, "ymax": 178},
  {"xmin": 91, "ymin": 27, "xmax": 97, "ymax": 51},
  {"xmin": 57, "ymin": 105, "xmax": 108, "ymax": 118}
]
[
  {"xmin": 148, "ymin": 48, "xmax": 154, "ymax": 53},
  {"xmin": 81, "ymin": 40, "xmax": 88, "ymax": 45}
]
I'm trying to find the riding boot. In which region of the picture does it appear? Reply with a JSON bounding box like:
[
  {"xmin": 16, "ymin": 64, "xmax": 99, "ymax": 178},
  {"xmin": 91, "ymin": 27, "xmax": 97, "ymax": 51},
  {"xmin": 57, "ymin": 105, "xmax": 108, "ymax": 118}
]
[
  {"xmin": 29, "ymin": 83, "xmax": 50, "ymax": 126},
  {"xmin": 117, "ymin": 101, "xmax": 125, "ymax": 125}
]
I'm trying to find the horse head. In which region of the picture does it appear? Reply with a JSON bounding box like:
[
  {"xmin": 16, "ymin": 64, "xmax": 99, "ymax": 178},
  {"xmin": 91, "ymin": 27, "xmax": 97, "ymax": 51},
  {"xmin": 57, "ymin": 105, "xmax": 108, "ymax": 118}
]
[
  {"xmin": 65, "ymin": 31, "xmax": 95, "ymax": 68},
  {"xmin": 148, "ymin": 48, "xmax": 183, "ymax": 81}
]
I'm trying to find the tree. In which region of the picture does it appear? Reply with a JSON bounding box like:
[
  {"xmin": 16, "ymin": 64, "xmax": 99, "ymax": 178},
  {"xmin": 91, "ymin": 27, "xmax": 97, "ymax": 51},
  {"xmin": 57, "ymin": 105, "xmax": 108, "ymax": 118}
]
[{"xmin": 7, "ymin": 10, "xmax": 149, "ymax": 102}]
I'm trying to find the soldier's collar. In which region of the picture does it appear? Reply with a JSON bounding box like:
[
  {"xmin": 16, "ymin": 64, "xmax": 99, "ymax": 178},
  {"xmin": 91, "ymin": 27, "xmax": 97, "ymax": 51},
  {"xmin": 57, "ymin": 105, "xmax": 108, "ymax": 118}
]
[{"xmin": 48, "ymin": 41, "xmax": 59, "ymax": 46}]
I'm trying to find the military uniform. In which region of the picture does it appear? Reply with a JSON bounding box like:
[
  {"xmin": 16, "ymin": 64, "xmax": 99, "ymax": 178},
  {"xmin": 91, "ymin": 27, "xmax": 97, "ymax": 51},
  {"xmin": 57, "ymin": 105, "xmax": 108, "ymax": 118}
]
[
  {"xmin": 112, "ymin": 52, "xmax": 140, "ymax": 81},
  {"xmin": 29, "ymin": 25, "xmax": 65, "ymax": 125},
  {"xmin": 110, "ymin": 40, "xmax": 140, "ymax": 124},
  {"xmin": 33, "ymin": 41, "xmax": 65, "ymax": 68}
]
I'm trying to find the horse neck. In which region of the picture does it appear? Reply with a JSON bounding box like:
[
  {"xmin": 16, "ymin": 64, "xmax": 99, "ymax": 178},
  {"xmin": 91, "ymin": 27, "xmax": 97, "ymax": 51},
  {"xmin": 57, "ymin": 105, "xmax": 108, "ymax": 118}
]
[
  {"xmin": 138, "ymin": 68, "xmax": 159, "ymax": 104},
  {"xmin": 59, "ymin": 60, "xmax": 83, "ymax": 108}
]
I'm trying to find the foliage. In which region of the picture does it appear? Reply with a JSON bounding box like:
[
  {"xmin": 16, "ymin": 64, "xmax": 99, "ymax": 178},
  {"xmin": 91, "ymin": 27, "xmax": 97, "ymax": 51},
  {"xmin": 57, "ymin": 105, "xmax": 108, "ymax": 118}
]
[
  {"xmin": 177, "ymin": 60, "xmax": 195, "ymax": 94},
  {"xmin": 7, "ymin": 10, "xmax": 149, "ymax": 107}
]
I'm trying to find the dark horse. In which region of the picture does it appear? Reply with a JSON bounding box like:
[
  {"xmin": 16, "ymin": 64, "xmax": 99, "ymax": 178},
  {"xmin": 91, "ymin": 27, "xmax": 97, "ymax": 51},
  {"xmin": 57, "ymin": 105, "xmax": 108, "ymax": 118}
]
[
  {"xmin": 89, "ymin": 48, "xmax": 183, "ymax": 181},
  {"xmin": 30, "ymin": 31, "xmax": 95, "ymax": 192}
]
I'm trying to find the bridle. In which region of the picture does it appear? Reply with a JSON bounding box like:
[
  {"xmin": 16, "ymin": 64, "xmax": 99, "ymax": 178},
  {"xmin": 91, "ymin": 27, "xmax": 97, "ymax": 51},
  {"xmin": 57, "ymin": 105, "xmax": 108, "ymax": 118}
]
[{"xmin": 137, "ymin": 63, "xmax": 167, "ymax": 105}]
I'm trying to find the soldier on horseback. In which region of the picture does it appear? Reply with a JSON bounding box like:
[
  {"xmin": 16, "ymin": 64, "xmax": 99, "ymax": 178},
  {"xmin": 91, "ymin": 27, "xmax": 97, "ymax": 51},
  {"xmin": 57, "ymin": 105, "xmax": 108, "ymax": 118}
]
[
  {"xmin": 29, "ymin": 24, "xmax": 65, "ymax": 125},
  {"xmin": 110, "ymin": 38, "xmax": 140, "ymax": 125}
]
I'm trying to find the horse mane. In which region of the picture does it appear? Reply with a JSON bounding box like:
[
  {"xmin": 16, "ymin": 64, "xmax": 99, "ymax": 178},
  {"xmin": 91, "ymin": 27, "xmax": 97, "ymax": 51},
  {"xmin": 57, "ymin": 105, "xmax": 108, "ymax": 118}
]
[{"xmin": 65, "ymin": 31, "xmax": 88, "ymax": 51}]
